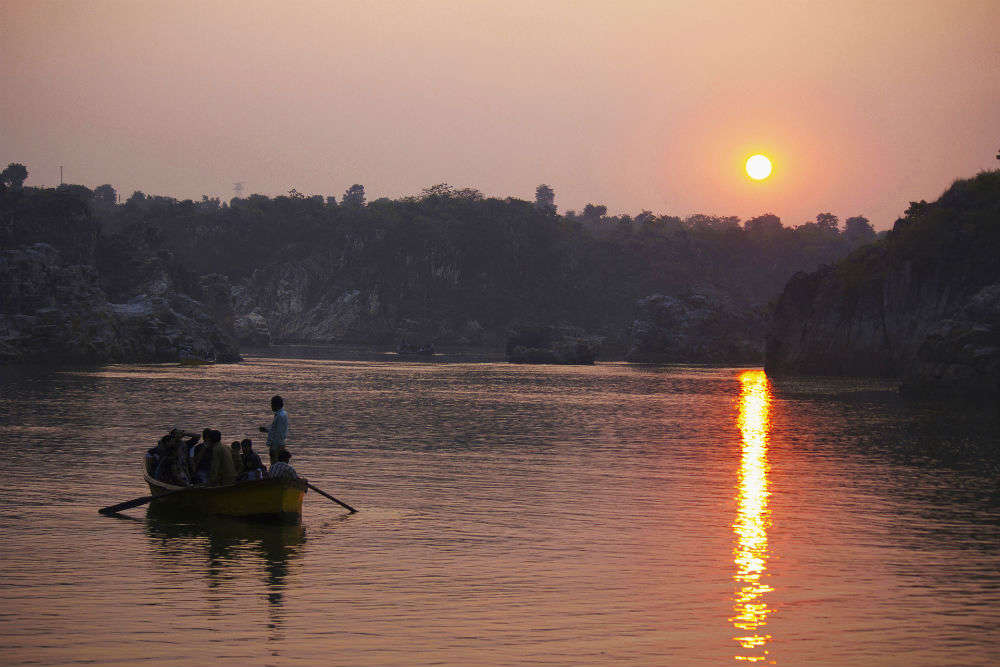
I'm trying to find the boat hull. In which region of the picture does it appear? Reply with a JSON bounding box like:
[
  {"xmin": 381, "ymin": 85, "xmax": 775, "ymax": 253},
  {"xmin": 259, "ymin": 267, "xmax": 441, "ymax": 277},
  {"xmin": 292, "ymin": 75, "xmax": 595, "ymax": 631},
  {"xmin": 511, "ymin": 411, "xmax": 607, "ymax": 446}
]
[{"xmin": 144, "ymin": 472, "xmax": 307, "ymax": 523}]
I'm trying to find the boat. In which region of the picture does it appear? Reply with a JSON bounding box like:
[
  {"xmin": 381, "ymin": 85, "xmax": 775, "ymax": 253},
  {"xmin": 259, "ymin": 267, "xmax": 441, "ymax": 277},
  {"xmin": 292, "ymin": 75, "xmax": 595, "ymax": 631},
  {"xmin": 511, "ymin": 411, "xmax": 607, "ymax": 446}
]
[
  {"xmin": 143, "ymin": 470, "xmax": 308, "ymax": 524},
  {"xmin": 397, "ymin": 340, "xmax": 435, "ymax": 356}
]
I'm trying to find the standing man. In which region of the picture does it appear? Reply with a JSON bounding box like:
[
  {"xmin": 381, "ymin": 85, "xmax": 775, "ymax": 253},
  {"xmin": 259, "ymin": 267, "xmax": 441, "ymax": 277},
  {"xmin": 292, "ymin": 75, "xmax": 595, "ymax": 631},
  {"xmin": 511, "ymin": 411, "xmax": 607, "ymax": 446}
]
[{"xmin": 260, "ymin": 394, "xmax": 289, "ymax": 464}]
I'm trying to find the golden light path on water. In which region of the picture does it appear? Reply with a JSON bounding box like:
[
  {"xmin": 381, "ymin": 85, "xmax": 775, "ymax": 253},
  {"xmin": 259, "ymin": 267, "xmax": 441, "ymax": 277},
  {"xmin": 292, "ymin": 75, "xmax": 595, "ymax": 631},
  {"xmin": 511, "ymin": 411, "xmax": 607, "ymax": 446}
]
[{"xmin": 731, "ymin": 370, "xmax": 774, "ymax": 663}]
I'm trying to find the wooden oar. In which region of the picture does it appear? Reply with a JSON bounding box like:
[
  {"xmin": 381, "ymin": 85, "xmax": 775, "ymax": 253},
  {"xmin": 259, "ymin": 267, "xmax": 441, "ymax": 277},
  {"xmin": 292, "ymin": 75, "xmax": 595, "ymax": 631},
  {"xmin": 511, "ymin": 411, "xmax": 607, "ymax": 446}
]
[
  {"xmin": 307, "ymin": 483, "xmax": 357, "ymax": 513},
  {"xmin": 98, "ymin": 490, "xmax": 178, "ymax": 515}
]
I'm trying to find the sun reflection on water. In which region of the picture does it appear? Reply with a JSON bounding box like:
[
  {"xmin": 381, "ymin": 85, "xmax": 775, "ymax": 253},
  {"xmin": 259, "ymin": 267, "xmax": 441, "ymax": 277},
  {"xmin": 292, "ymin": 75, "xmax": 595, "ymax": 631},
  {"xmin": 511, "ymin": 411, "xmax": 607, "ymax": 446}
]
[{"xmin": 731, "ymin": 370, "xmax": 774, "ymax": 663}]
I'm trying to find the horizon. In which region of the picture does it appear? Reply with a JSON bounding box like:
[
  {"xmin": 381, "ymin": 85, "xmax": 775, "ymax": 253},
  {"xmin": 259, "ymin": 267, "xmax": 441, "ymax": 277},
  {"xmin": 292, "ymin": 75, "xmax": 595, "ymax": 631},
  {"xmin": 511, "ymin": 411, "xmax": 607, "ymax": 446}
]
[
  {"xmin": 4, "ymin": 1, "xmax": 999, "ymax": 229},
  {"xmin": 13, "ymin": 165, "xmax": 1000, "ymax": 230}
]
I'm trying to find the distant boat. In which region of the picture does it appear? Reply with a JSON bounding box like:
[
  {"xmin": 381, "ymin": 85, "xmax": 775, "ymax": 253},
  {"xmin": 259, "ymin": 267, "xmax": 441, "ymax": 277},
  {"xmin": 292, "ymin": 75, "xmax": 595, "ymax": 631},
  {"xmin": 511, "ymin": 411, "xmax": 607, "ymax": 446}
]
[
  {"xmin": 143, "ymin": 471, "xmax": 307, "ymax": 524},
  {"xmin": 397, "ymin": 341, "xmax": 435, "ymax": 356}
]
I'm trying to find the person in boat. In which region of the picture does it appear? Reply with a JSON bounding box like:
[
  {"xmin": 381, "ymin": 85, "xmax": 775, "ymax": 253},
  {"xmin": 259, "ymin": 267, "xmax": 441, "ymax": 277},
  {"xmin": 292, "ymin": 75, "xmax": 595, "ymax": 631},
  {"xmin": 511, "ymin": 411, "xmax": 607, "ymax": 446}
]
[
  {"xmin": 267, "ymin": 449, "xmax": 302, "ymax": 481},
  {"xmin": 145, "ymin": 434, "xmax": 172, "ymax": 478},
  {"xmin": 259, "ymin": 394, "xmax": 289, "ymax": 465},
  {"xmin": 189, "ymin": 429, "xmax": 213, "ymax": 485},
  {"xmin": 158, "ymin": 430, "xmax": 195, "ymax": 486},
  {"xmin": 230, "ymin": 441, "xmax": 244, "ymax": 478},
  {"xmin": 207, "ymin": 429, "xmax": 236, "ymax": 486},
  {"xmin": 238, "ymin": 438, "xmax": 266, "ymax": 481},
  {"xmin": 151, "ymin": 429, "xmax": 196, "ymax": 485}
]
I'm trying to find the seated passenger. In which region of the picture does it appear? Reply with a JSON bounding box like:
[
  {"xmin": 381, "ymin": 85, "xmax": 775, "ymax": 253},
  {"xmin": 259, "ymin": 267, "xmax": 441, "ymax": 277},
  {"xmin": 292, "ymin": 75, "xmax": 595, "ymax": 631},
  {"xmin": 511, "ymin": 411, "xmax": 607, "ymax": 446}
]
[
  {"xmin": 155, "ymin": 430, "xmax": 193, "ymax": 486},
  {"xmin": 207, "ymin": 429, "xmax": 236, "ymax": 486},
  {"xmin": 238, "ymin": 439, "xmax": 266, "ymax": 481},
  {"xmin": 176, "ymin": 431, "xmax": 199, "ymax": 478},
  {"xmin": 190, "ymin": 429, "xmax": 213, "ymax": 485},
  {"xmin": 230, "ymin": 441, "xmax": 244, "ymax": 478},
  {"xmin": 267, "ymin": 449, "xmax": 301, "ymax": 481},
  {"xmin": 146, "ymin": 433, "xmax": 173, "ymax": 478}
]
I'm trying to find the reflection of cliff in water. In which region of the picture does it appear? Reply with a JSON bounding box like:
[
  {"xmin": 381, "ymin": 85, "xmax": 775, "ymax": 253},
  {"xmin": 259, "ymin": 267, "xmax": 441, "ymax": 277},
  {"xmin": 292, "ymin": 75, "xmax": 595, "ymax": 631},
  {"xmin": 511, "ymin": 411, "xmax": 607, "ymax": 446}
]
[{"xmin": 144, "ymin": 512, "xmax": 306, "ymax": 639}]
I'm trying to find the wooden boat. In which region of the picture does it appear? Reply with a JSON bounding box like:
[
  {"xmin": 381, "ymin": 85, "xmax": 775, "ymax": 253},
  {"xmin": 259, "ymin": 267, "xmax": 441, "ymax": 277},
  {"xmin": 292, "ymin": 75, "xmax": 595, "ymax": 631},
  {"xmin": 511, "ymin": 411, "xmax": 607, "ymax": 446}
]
[{"xmin": 143, "ymin": 471, "xmax": 308, "ymax": 524}]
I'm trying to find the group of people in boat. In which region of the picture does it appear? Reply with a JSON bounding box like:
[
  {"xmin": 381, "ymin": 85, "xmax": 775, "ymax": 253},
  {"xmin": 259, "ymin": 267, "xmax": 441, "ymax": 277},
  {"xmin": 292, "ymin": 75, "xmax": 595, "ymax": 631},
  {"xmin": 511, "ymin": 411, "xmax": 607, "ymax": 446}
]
[{"xmin": 144, "ymin": 395, "xmax": 301, "ymax": 487}]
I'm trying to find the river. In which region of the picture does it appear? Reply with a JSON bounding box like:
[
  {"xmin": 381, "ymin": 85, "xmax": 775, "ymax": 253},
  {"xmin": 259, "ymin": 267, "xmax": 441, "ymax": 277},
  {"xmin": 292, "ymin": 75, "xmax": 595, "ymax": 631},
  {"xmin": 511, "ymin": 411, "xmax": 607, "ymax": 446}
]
[{"xmin": 1, "ymin": 357, "xmax": 997, "ymax": 666}]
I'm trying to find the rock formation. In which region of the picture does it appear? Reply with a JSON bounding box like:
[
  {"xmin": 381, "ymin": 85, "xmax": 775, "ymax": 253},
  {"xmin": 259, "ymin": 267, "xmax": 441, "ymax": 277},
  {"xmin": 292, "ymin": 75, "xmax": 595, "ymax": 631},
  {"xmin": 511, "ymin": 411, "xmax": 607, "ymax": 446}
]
[
  {"xmin": 0, "ymin": 243, "xmax": 240, "ymax": 364},
  {"xmin": 765, "ymin": 170, "xmax": 1000, "ymax": 395},
  {"xmin": 506, "ymin": 325, "xmax": 601, "ymax": 364},
  {"xmin": 625, "ymin": 292, "xmax": 765, "ymax": 364}
]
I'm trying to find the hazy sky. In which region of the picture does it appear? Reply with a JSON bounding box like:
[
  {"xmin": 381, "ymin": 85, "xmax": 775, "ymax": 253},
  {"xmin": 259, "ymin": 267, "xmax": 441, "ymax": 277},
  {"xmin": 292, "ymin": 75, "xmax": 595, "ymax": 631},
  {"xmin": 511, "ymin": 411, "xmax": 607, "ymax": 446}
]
[{"xmin": 3, "ymin": 1, "xmax": 999, "ymax": 228}]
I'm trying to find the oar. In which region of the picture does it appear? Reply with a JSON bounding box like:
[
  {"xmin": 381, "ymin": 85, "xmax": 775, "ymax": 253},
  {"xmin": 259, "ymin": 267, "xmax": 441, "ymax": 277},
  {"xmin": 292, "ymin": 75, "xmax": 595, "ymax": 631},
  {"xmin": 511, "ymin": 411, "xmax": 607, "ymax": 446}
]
[
  {"xmin": 307, "ymin": 483, "xmax": 357, "ymax": 514},
  {"xmin": 98, "ymin": 490, "xmax": 179, "ymax": 515}
]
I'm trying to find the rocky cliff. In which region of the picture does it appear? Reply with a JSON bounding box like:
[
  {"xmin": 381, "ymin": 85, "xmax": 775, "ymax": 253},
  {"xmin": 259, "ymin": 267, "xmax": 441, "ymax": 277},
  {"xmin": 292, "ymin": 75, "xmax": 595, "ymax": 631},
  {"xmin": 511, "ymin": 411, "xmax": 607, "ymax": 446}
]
[
  {"xmin": 230, "ymin": 251, "xmax": 497, "ymax": 348},
  {"xmin": 0, "ymin": 183, "xmax": 241, "ymax": 365},
  {"xmin": 765, "ymin": 170, "xmax": 1000, "ymax": 395},
  {"xmin": 0, "ymin": 243, "xmax": 240, "ymax": 364}
]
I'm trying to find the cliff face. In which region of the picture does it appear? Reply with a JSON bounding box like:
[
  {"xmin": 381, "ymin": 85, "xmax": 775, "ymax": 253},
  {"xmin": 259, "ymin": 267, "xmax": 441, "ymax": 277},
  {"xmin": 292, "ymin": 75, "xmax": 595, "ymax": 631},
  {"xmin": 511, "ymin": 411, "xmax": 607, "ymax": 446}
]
[
  {"xmin": 765, "ymin": 171, "xmax": 1000, "ymax": 395},
  {"xmin": 0, "ymin": 244, "xmax": 240, "ymax": 364},
  {"xmin": 230, "ymin": 250, "xmax": 497, "ymax": 348},
  {"xmin": 231, "ymin": 256, "xmax": 391, "ymax": 346}
]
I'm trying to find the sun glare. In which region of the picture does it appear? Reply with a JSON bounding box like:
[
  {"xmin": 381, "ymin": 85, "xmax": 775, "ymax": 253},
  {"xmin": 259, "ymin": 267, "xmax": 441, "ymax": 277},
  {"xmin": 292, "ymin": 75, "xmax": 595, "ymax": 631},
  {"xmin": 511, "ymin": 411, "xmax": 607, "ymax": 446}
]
[
  {"xmin": 745, "ymin": 155, "xmax": 772, "ymax": 181},
  {"xmin": 731, "ymin": 370, "xmax": 774, "ymax": 662}
]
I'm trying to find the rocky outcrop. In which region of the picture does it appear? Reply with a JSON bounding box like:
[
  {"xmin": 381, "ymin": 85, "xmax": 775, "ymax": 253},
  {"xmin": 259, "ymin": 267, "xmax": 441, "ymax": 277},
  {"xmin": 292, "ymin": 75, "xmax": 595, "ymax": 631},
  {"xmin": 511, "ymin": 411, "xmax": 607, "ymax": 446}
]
[
  {"xmin": 233, "ymin": 310, "xmax": 272, "ymax": 347},
  {"xmin": 900, "ymin": 282, "xmax": 1000, "ymax": 394},
  {"xmin": 232, "ymin": 258, "xmax": 392, "ymax": 344},
  {"xmin": 625, "ymin": 292, "xmax": 765, "ymax": 364},
  {"xmin": 765, "ymin": 170, "xmax": 1000, "ymax": 395},
  {"xmin": 505, "ymin": 325, "xmax": 601, "ymax": 364},
  {"xmin": 0, "ymin": 244, "xmax": 240, "ymax": 364},
  {"xmin": 231, "ymin": 256, "xmax": 498, "ymax": 347},
  {"xmin": 198, "ymin": 273, "xmax": 236, "ymax": 338},
  {"xmin": 766, "ymin": 261, "xmax": 1000, "ymax": 395}
]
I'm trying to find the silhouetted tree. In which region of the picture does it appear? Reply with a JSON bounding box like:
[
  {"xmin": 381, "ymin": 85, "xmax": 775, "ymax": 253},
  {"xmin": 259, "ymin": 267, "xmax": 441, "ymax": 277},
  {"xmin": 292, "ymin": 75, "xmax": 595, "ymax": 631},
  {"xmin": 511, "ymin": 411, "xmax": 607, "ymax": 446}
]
[
  {"xmin": 342, "ymin": 184, "xmax": 366, "ymax": 207},
  {"xmin": 815, "ymin": 212, "xmax": 840, "ymax": 233},
  {"xmin": 581, "ymin": 203, "xmax": 607, "ymax": 221},
  {"xmin": 93, "ymin": 184, "xmax": 117, "ymax": 205},
  {"xmin": 534, "ymin": 184, "xmax": 556, "ymax": 214},
  {"xmin": 453, "ymin": 187, "xmax": 483, "ymax": 200},
  {"xmin": 422, "ymin": 183, "xmax": 453, "ymax": 199},
  {"xmin": 198, "ymin": 195, "xmax": 221, "ymax": 212},
  {"xmin": 844, "ymin": 215, "xmax": 876, "ymax": 246},
  {"xmin": 744, "ymin": 213, "xmax": 783, "ymax": 235},
  {"xmin": 1, "ymin": 163, "xmax": 28, "ymax": 190},
  {"xmin": 686, "ymin": 214, "xmax": 741, "ymax": 231},
  {"xmin": 125, "ymin": 190, "xmax": 147, "ymax": 208}
]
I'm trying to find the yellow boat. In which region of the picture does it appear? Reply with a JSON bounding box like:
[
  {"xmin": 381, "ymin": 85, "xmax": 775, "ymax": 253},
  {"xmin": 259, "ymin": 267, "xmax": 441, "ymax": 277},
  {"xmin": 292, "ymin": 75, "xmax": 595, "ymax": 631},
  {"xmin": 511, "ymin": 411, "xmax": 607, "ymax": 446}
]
[{"xmin": 143, "ymin": 471, "xmax": 308, "ymax": 524}]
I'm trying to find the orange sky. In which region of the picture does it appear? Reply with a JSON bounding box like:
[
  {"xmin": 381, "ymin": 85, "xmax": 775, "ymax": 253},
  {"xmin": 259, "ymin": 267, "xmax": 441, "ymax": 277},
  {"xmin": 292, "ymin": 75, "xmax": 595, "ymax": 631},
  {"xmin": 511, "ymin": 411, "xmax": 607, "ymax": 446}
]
[{"xmin": 3, "ymin": 0, "xmax": 998, "ymax": 228}]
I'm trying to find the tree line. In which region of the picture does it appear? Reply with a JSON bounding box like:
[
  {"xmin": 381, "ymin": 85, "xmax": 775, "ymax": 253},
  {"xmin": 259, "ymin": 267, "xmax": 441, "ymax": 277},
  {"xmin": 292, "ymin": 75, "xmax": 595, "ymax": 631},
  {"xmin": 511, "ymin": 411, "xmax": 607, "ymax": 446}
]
[{"xmin": 3, "ymin": 162, "xmax": 879, "ymax": 343}]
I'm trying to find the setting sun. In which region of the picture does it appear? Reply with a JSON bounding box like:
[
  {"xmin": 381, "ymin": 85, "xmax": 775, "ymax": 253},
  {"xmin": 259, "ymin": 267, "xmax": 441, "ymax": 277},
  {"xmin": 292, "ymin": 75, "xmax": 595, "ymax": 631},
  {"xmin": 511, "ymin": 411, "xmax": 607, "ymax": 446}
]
[{"xmin": 746, "ymin": 155, "xmax": 772, "ymax": 180}]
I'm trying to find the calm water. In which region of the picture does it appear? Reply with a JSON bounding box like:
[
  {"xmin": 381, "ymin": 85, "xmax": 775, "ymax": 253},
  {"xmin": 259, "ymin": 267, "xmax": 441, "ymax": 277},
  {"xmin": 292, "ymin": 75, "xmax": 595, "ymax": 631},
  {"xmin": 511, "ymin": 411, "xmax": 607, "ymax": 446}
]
[{"xmin": 1, "ymin": 358, "xmax": 998, "ymax": 666}]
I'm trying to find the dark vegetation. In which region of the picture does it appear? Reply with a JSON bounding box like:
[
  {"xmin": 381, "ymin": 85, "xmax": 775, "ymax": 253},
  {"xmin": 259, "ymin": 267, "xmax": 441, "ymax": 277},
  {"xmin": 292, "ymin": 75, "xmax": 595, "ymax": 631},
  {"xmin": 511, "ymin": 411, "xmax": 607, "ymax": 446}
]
[
  {"xmin": 765, "ymin": 169, "xmax": 1000, "ymax": 394},
  {"xmin": 3, "ymin": 162, "xmax": 879, "ymax": 354},
  {"xmin": 833, "ymin": 170, "xmax": 1000, "ymax": 300},
  {"xmin": 1, "ymin": 165, "xmax": 240, "ymax": 363}
]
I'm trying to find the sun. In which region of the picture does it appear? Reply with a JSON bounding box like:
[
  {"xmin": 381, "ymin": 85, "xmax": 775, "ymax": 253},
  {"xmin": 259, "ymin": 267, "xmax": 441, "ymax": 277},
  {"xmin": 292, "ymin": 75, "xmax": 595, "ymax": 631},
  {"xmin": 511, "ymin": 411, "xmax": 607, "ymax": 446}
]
[{"xmin": 746, "ymin": 154, "xmax": 772, "ymax": 180}]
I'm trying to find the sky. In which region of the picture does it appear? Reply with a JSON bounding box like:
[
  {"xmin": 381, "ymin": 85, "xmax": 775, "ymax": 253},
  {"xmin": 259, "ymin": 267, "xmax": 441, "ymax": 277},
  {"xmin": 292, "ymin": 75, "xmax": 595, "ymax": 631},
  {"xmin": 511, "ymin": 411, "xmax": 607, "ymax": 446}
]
[{"xmin": 2, "ymin": 0, "xmax": 999, "ymax": 229}]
